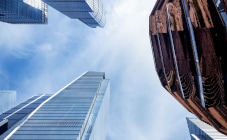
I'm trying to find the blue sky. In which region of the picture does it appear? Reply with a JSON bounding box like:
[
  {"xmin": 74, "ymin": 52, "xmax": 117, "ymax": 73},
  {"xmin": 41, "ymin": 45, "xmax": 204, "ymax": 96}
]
[{"xmin": 0, "ymin": 0, "xmax": 194, "ymax": 139}]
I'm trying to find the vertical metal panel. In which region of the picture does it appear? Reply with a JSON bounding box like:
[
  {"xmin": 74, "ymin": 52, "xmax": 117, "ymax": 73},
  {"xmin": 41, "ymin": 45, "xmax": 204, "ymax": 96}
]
[
  {"xmin": 182, "ymin": 0, "xmax": 205, "ymax": 108},
  {"xmin": 166, "ymin": 4, "xmax": 185, "ymax": 99}
]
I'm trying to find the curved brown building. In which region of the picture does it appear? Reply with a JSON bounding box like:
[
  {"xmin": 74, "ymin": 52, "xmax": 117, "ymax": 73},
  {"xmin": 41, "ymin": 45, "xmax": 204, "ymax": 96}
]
[{"xmin": 149, "ymin": 0, "xmax": 227, "ymax": 135}]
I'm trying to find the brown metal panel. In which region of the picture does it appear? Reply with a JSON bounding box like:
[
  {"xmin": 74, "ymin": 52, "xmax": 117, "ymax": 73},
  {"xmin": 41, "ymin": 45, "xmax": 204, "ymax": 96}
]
[{"xmin": 149, "ymin": 0, "xmax": 227, "ymax": 135}]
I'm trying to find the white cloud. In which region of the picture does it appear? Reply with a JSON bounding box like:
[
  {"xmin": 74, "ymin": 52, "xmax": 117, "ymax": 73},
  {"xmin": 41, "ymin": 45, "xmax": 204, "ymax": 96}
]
[{"xmin": 38, "ymin": 43, "xmax": 53, "ymax": 52}]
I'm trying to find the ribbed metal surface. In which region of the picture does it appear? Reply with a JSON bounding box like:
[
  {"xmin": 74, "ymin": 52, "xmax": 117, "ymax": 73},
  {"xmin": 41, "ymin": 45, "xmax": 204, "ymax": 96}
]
[{"xmin": 149, "ymin": 0, "xmax": 227, "ymax": 135}]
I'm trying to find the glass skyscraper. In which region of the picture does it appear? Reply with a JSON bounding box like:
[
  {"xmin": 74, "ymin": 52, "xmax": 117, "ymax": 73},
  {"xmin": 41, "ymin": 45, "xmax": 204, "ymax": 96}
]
[
  {"xmin": 0, "ymin": 0, "xmax": 47, "ymax": 24},
  {"xmin": 0, "ymin": 91, "xmax": 16, "ymax": 114},
  {"xmin": 0, "ymin": 94, "xmax": 51, "ymax": 136},
  {"xmin": 41, "ymin": 0, "xmax": 105, "ymax": 28},
  {"xmin": 0, "ymin": 0, "xmax": 105, "ymax": 27},
  {"xmin": 0, "ymin": 71, "xmax": 109, "ymax": 140},
  {"xmin": 187, "ymin": 118, "xmax": 227, "ymax": 140}
]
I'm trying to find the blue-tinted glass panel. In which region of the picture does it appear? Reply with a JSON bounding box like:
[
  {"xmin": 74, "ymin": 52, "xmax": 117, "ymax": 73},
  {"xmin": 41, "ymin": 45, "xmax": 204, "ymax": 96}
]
[
  {"xmin": 25, "ymin": 103, "xmax": 40, "ymax": 109},
  {"xmin": 4, "ymin": 72, "xmax": 109, "ymax": 140}
]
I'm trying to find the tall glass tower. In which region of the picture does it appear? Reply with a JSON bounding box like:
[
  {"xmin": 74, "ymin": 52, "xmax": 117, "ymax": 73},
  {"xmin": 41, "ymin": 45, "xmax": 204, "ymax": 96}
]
[
  {"xmin": 0, "ymin": 71, "xmax": 109, "ymax": 140},
  {"xmin": 0, "ymin": 0, "xmax": 47, "ymax": 24},
  {"xmin": 41, "ymin": 0, "xmax": 105, "ymax": 28},
  {"xmin": 0, "ymin": 94, "xmax": 51, "ymax": 136}
]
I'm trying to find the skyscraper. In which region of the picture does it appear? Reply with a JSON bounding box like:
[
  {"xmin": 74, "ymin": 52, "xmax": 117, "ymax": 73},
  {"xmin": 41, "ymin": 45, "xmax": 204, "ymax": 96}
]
[
  {"xmin": 0, "ymin": 0, "xmax": 47, "ymax": 24},
  {"xmin": 149, "ymin": 0, "xmax": 227, "ymax": 135},
  {"xmin": 0, "ymin": 94, "xmax": 51, "ymax": 136},
  {"xmin": 41, "ymin": 0, "xmax": 105, "ymax": 28},
  {"xmin": 0, "ymin": 91, "xmax": 16, "ymax": 114},
  {"xmin": 187, "ymin": 118, "xmax": 227, "ymax": 140},
  {"xmin": 0, "ymin": 0, "xmax": 105, "ymax": 28},
  {"xmin": 0, "ymin": 71, "xmax": 109, "ymax": 140}
]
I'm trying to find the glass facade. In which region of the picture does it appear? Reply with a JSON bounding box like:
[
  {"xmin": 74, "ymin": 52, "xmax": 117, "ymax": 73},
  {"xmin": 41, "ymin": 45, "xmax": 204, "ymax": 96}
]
[
  {"xmin": 0, "ymin": 94, "xmax": 51, "ymax": 136},
  {"xmin": 187, "ymin": 118, "xmax": 227, "ymax": 140},
  {"xmin": 0, "ymin": 91, "xmax": 16, "ymax": 114},
  {"xmin": 0, "ymin": 0, "xmax": 47, "ymax": 24},
  {"xmin": 2, "ymin": 71, "xmax": 109, "ymax": 140},
  {"xmin": 41, "ymin": 0, "xmax": 105, "ymax": 28}
]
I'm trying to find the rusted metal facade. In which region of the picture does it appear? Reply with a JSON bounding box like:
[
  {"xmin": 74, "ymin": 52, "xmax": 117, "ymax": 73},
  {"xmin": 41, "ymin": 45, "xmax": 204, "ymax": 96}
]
[{"xmin": 149, "ymin": 0, "xmax": 227, "ymax": 135}]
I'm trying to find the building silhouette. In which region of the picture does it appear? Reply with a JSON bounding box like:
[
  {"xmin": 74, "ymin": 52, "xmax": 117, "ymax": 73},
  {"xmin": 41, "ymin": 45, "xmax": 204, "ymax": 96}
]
[
  {"xmin": 0, "ymin": 0, "xmax": 105, "ymax": 27},
  {"xmin": 149, "ymin": 0, "xmax": 227, "ymax": 135},
  {"xmin": 0, "ymin": 71, "xmax": 109, "ymax": 140},
  {"xmin": 187, "ymin": 118, "xmax": 227, "ymax": 139},
  {"xmin": 0, "ymin": 0, "xmax": 47, "ymax": 24}
]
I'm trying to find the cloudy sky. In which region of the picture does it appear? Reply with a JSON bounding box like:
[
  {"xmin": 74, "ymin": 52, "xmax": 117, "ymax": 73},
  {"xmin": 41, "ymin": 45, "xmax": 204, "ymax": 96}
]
[{"xmin": 0, "ymin": 0, "xmax": 194, "ymax": 139}]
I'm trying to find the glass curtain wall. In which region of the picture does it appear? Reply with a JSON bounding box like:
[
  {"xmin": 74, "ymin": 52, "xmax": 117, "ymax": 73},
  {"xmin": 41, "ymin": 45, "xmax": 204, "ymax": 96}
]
[
  {"xmin": 4, "ymin": 72, "xmax": 109, "ymax": 140},
  {"xmin": 0, "ymin": 0, "xmax": 47, "ymax": 24}
]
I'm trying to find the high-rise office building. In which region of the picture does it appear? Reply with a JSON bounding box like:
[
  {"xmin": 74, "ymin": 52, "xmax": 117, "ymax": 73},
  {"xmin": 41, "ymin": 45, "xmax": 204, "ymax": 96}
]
[
  {"xmin": 0, "ymin": 71, "xmax": 109, "ymax": 140},
  {"xmin": 149, "ymin": 0, "xmax": 227, "ymax": 135},
  {"xmin": 0, "ymin": 94, "xmax": 51, "ymax": 135},
  {"xmin": 41, "ymin": 0, "xmax": 105, "ymax": 28},
  {"xmin": 0, "ymin": 91, "xmax": 16, "ymax": 114},
  {"xmin": 0, "ymin": 0, "xmax": 105, "ymax": 28},
  {"xmin": 187, "ymin": 118, "xmax": 227, "ymax": 140},
  {"xmin": 0, "ymin": 0, "xmax": 47, "ymax": 24}
]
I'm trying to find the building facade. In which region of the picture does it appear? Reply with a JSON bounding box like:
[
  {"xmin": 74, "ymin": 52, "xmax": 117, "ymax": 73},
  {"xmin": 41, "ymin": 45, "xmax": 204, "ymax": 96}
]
[
  {"xmin": 41, "ymin": 0, "xmax": 105, "ymax": 28},
  {"xmin": 0, "ymin": 71, "xmax": 109, "ymax": 140},
  {"xmin": 0, "ymin": 0, "xmax": 47, "ymax": 24},
  {"xmin": 0, "ymin": 0, "xmax": 105, "ymax": 28},
  {"xmin": 0, "ymin": 91, "xmax": 16, "ymax": 114},
  {"xmin": 0, "ymin": 94, "xmax": 51, "ymax": 136},
  {"xmin": 149, "ymin": 0, "xmax": 227, "ymax": 135},
  {"xmin": 187, "ymin": 118, "xmax": 227, "ymax": 140}
]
